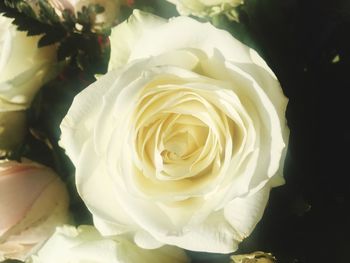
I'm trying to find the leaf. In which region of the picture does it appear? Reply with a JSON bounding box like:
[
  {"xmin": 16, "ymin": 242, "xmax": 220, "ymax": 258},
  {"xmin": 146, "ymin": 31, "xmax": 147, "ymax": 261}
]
[
  {"xmin": 1, "ymin": 259, "xmax": 24, "ymax": 263},
  {"xmin": 16, "ymin": 1, "xmax": 36, "ymax": 18},
  {"xmin": 38, "ymin": 29, "xmax": 66, "ymax": 47},
  {"xmin": 62, "ymin": 9, "xmax": 76, "ymax": 29},
  {"xmin": 57, "ymin": 37, "xmax": 78, "ymax": 61},
  {"xmin": 38, "ymin": 0, "xmax": 60, "ymax": 24}
]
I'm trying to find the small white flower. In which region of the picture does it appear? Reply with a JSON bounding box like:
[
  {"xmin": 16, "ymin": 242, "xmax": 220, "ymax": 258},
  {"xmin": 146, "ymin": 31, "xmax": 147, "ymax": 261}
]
[
  {"xmin": 166, "ymin": 0, "xmax": 244, "ymax": 20},
  {"xmin": 28, "ymin": 225, "xmax": 188, "ymax": 263}
]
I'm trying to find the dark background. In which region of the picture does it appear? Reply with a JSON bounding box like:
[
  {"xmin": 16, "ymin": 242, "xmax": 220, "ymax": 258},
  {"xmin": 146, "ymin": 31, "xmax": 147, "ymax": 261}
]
[
  {"xmin": 186, "ymin": 0, "xmax": 350, "ymax": 262},
  {"xmin": 225, "ymin": 0, "xmax": 350, "ymax": 262}
]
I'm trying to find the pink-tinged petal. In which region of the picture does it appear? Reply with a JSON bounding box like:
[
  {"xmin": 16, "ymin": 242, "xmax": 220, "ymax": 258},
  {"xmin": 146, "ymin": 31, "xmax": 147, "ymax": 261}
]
[
  {"xmin": 0, "ymin": 162, "xmax": 55, "ymax": 236},
  {"xmin": 0, "ymin": 159, "xmax": 70, "ymax": 261}
]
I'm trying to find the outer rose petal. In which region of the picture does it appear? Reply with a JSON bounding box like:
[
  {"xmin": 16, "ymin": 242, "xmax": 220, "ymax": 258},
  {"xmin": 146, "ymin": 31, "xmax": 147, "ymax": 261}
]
[
  {"xmin": 132, "ymin": 186, "xmax": 270, "ymax": 253},
  {"xmin": 109, "ymin": 11, "xmax": 166, "ymax": 71},
  {"xmin": 0, "ymin": 162, "xmax": 55, "ymax": 235},
  {"xmin": 76, "ymin": 140, "xmax": 136, "ymax": 233},
  {"xmin": 60, "ymin": 72, "xmax": 115, "ymax": 165},
  {"xmin": 224, "ymin": 185, "xmax": 270, "ymax": 240},
  {"xmin": 28, "ymin": 225, "xmax": 189, "ymax": 263},
  {"xmin": 108, "ymin": 10, "xmax": 252, "ymax": 72}
]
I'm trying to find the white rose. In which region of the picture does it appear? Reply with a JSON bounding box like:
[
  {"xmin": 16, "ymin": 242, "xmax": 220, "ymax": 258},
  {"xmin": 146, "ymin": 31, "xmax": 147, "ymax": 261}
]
[
  {"xmin": 60, "ymin": 10, "xmax": 289, "ymax": 253},
  {"xmin": 28, "ymin": 225, "xmax": 188, "ymax": 263},
  {"xmin": 0, "ymin": 14, "xmax": 56, "ymax": 112},
  {"xmin": 166, "ymin": 0, "xmax": 244, "ymax": 19},
  {"xmin": 0, "ymin": 159, "xmax": 70, "ymax": 261}
]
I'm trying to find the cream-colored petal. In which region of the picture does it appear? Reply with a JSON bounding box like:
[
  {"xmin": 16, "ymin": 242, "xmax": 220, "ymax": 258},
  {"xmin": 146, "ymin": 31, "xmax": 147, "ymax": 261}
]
[
  {"xmin": 109, "ymin": 10, "xmax": 166, "ymax": 71},
  {"xmin": 158, "ymin": 210, "xmax": 240, "ymax": 253},
  {"xmin": 200, "ymin": 51, "xmax": 287, "ymax": 192},
  {"xmin": 75, "ymin": 140, "xmax": 135, "ymax": 234},
  {"xmin": 29, "ymin": 225, "xmax": 189, "ymax": 263},
  {"xmin": 224, "ymin": 185, "xmax": 270, "ymax": 240},
  {"xmin": 59, "ymin": 73, "xmax": 114, "ymax": 165},
  {"xmin": 0, "ymin": 164, "xmax": 55, "ymax": 236},
  {"xmin": 128, "ymin": 15, "xmax": 252, "ymax": 64},
  {"xmin": 1, "ymin": 178, "xmax": 69, "ymax": 261},
  {"xmin": 0, "ymin": 61, "xmax": 52, "ymax": 110}
]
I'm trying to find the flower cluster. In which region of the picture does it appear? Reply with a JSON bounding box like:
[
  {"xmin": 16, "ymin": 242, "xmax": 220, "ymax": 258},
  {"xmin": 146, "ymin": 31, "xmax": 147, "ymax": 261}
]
[
  {"xmin": 166, "ymin": 0, "xmax": 244, "ymax": 20},
  {"xmin": 0, "ymin": 0, "xmax": 288, "ymax": 262}
]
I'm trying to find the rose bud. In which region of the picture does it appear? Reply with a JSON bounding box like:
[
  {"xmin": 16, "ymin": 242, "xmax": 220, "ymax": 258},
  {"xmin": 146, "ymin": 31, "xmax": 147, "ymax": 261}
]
[
  {"xmin": 1, "ymin": 13, "xmax": 56, "ymax": 154},
  {"xmin": 0, "ymin": 14, "xmax": 56, "ymax": 112},
  {"xmin": 0, "ymin": 159, "xmax": 70, "ymax": 261},
  {"xmin": 166, "ymin": 0, "xmax": 244, "ymax": 20},
  {"xmin": 28, "ymin": 225, "xmax": 189, "ymax": 263}
]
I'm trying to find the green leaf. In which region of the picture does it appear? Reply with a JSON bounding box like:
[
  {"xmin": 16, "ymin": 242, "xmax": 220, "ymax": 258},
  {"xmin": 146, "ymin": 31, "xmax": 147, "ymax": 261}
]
[
  {"xmin": 2, "ymin": 259, "xmax": 24, "ymax": 263},
  {"xmin": 16, "ymin": 1, "xmax": 36, "ymax": 18},
  {"xmin": 38, "ymin": 0, "xmax": 60, "ymax": 24},
  {"xmin": 62, "ymin": 9, "xmax": 76, "ymax": 29},
  {"xmin": 38, "ymin": 30, "xmax": 66, "ymax": 47},
  {"xmin": 57, "ymin": 37, "xmax": 78, "ymax": 61}
]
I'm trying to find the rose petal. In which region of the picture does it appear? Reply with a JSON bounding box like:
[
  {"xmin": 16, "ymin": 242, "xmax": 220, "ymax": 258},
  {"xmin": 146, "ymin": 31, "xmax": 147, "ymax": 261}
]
[
  {"xmin": 60, "ymin": 72, "xmax": 115, "ymax": 165},
  {"xmin": 109, "ymin": 11, "xmax": 166, "ymax": 71},
  {"xmin": 0, "ymin": 164, "xmax": 55, "ymax": 236},
  {"xmin": 224, "ymin": 185, "xmax": 270, "ymax": 240}
]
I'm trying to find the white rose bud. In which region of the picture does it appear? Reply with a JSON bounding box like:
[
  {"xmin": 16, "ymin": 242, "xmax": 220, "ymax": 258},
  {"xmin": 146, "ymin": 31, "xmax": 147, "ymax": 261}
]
[
  {"xmin": 0, "ymin": 14, "xmax": 56, "ymax": 112},
  {"xmin": 60, "ymin": 10, "xmax": 289, "ymax": 253},
  {"xmin": 28, "ymin": 225, "xmax": 189, "ymax": 263},
  {"xmin": 166, "ymin": 0, "xmax": 244, "ymax": 20},
  {"xmin": 0, "ymin": 159, "xmax": 70, "ymax": 261},
  {"xmin": 0, "ymin": 14, "xmax": 56, "ymax": 154}
]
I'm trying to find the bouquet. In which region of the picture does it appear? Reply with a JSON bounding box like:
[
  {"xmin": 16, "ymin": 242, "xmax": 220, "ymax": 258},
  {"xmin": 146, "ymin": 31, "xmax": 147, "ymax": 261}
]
[{"xmin": 1, "ymin": 0, "xmax": 349, "ymax": 262}]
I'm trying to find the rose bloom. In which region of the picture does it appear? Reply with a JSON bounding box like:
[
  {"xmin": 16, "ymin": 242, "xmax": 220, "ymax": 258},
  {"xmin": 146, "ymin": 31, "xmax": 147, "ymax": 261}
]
[
  {"xmin": 60, "ymin": 10, "xmax": 289, "ymax": 253},
  {"xmin": 28, "ymin": 225, "xmax": 188, "ymax": 263},
  {"xmin": 0, "ymin": 14, "xmax": 56, "ymax": 112},
  {"xmin": 0, "ymin": 14, "xmax": 56, "ymax": 153},
  {"xmin": 166, "ymin": 0, "xmax": 244, "ymax": 19},
  {"xmin": 0, "ymin": 159, "xmax": 70, "ymax": 261}
]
